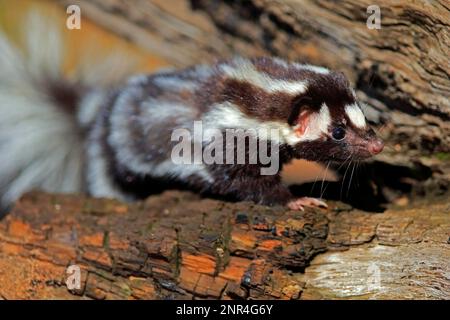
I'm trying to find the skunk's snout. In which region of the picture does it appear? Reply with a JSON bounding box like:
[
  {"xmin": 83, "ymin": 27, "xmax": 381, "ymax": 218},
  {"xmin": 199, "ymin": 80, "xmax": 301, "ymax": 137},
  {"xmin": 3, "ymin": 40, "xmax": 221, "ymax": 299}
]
[{"xmin": 368, "ymin": 138, "xmax": 384, "ymax": 155}]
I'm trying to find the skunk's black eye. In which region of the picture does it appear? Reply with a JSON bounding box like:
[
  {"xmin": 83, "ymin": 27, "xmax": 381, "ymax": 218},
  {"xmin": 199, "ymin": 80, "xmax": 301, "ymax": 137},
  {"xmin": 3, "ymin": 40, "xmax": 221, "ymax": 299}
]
[{"xmin": 332, "ymin": 127, "xmax": 346, "ymax": 141}]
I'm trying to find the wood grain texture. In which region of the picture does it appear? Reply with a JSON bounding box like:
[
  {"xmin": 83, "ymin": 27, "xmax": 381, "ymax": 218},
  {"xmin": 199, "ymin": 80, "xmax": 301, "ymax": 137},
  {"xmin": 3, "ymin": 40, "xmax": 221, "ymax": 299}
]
[{"xmin": 0, "ymin": 191, "xmax": 448, "ymax": 299}]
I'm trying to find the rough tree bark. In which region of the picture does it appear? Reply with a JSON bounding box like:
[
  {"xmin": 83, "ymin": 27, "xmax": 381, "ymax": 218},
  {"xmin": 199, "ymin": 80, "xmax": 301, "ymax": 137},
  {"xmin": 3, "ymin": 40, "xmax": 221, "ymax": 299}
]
[
  {"xmin": 0, "ymin": 0, "xmax": 447, "ymax": 299},
  {"xmin": 0, "ymin": 191, "xmax": 448, "ymax": 299}
]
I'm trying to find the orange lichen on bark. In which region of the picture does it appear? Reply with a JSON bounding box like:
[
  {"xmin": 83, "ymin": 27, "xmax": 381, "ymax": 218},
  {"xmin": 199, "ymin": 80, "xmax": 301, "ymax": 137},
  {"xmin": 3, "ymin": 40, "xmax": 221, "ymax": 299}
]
[{"xmin": 181, "ymin": 253, "xmax": 216, "ymax": 275}]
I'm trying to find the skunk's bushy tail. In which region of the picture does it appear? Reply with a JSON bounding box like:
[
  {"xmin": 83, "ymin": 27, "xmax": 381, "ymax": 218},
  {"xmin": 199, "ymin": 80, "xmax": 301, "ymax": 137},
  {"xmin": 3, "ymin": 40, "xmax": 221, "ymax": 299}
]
[{"xmin": 0, "ymin": 12, "xmax": 136, "ymax": 212}]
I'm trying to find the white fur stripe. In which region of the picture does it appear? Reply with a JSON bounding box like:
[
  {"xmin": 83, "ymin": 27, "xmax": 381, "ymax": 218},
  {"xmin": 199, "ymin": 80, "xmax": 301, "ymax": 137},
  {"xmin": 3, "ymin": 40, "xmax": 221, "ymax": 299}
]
[
  {"xmin": 345, "ymin": 103, "xmax": 366, "ymax": 128},
  {"xmin": 202, "ymin": 102, "xmax": 331, "ymax": 146},
  {"xmin": 220, "ymin": 59, "xmax": 307, "ymax": 95},
  {"xmin": 107, "ymin": 90, "xmax": 214, "ymax": 183},
  {"xmin": 293, "ymin": 63, "xmax": 330, "ymax": 74},
  {"xmin": 77, "ymin": 90, "xmax": 107, "ymax": 129},
  {"xmin": 153, "ymin": 76, "xmax": 198, "ymax": 91},
  {"xmin": 270, "ymin": 58, "xmax": 330, "ymax": 75},
  {"xmin": 305, "ymin": 103, "xmax": 331, "ymax": 140},
  {"xmin": 203, "ymin": 102, "xmax": 290, "ymax": 144},
  {"xmin": 86, "ymin": 121, "xmax": 132, "ymax": 202}
]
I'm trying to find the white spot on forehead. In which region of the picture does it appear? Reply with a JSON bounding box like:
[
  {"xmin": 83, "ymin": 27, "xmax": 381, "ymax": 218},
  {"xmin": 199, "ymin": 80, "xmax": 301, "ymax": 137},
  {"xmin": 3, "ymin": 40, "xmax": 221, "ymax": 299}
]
[
  {"xmin": 345, "ymin": 104, "xmax": 366, "ymax": 128},
  {"xmin": 220, "ymin": 59, "xmax": 307, "ymax": 95}
]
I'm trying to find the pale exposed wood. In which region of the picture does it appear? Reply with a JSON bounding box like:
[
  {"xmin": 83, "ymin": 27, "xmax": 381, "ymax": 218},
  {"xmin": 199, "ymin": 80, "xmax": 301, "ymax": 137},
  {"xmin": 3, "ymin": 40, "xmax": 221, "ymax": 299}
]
[{"xmin": 301, "ymin": 203, "xmax": 450, "ymax": 299}]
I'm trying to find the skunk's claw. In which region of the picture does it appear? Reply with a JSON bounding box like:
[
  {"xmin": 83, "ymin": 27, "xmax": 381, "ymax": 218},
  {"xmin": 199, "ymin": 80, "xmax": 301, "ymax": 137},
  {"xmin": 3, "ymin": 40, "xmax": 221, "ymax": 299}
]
[{"xmin": 287, "ymin": 197, "xmax": 328, "ymax": 211}]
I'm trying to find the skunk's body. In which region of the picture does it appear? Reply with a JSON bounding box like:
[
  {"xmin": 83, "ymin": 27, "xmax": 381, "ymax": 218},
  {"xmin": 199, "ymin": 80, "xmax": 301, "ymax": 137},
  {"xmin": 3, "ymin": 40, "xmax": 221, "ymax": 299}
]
[{"xmin": 0, "ymin": 15, "xmax": 383, "ymax": 212}]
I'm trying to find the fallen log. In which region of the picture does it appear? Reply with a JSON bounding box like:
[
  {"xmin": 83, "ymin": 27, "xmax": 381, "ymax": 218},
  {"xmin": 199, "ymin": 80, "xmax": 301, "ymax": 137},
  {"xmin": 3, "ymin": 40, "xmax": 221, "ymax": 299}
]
[{"xmin": 0, "ymin": 191, "xmax": 448, "ymax": 299}]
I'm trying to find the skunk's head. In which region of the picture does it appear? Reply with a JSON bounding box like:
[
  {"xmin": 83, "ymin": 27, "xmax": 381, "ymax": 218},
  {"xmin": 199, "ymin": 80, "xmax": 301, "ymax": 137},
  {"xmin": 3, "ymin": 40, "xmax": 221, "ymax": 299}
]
[
  {"xmin": 286, "ymin": 70, "xmax": 384, "ymax": 162},
  {"xmin": 214, "ymin": 57, "xmax": 384, "ymax": 163}
]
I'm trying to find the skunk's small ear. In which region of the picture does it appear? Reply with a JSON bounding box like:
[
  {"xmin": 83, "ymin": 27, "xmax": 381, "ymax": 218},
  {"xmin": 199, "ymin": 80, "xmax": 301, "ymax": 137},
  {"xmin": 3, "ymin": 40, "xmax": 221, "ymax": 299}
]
[
  {"xmin": 288, "ymin": 95, "xmax": 312, "ymax": 125},
  {"xmin": 293, "ymin": 109, "xmax": 312, "ymax": 137}
]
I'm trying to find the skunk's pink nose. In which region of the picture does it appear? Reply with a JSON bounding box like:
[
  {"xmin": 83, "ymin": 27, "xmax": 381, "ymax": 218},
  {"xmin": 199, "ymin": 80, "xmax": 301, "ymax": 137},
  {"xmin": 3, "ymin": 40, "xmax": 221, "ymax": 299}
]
[{"xmin": 368, "ymin": 138, "xmax": 384, "ymax": 155}]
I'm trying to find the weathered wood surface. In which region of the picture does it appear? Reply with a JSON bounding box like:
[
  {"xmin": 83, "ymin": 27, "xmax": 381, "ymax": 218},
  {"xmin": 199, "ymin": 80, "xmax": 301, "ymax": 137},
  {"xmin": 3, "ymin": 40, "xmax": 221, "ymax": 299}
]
[{"xmin": 0, "ymin": 191, "xmax": 448, "ymax": 300}]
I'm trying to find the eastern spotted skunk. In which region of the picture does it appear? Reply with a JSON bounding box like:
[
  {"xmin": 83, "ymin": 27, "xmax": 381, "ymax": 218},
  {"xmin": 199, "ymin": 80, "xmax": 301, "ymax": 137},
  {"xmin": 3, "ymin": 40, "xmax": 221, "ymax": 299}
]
[{"xmin": 0, "ymin": 14, "xmax": 383, "ymax": 213}]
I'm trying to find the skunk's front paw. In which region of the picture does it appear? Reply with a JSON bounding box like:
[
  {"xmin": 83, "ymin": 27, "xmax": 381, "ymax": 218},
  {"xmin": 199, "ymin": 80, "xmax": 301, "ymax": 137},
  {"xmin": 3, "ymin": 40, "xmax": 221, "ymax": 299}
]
[{"xmin": 287, "ymin": 197, "xmax": 328, "ymax": 211}]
